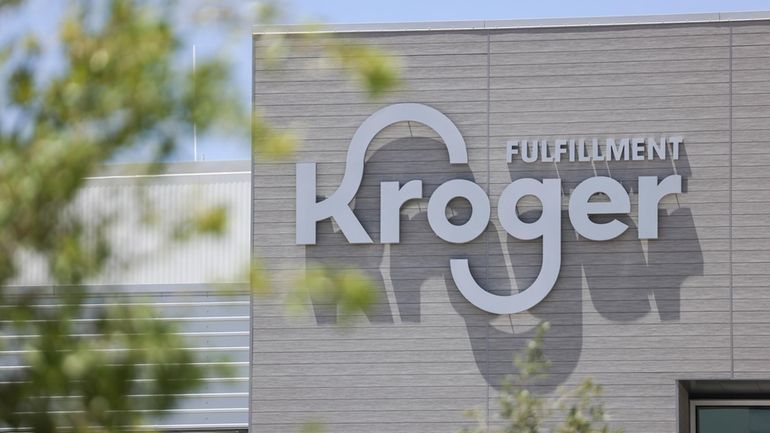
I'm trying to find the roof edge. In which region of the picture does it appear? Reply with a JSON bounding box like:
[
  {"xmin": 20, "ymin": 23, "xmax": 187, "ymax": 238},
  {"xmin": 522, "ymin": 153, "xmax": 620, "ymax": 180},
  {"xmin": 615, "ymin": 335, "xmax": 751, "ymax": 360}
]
[
  {"xmin": 253, "ymin": 10, "xmax": 770, "ymax": 35},
  {"xmin": 89, "ymin": 160, "xmax": 251, "ymax": 178}
]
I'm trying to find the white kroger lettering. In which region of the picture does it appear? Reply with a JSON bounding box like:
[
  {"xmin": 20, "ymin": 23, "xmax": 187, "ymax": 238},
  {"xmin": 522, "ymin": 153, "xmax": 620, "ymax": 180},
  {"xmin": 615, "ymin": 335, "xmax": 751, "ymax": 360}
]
[
  {"xmin": 466, "ymin": 178, "xmax": 562, "ymax": 314},
  {"xmin": 427, "ymin": 179, "xmax": 490, "ymax": 244},
  {"xmin": 507, "ymin": 136, "xmax": 683, "ymax": 163},
  {"xmin": 296, "ymin": 103, "xmax": 468, "ymax": 245},
  {"xmin": 638, "ymin": 175, "xmax": 682, "ymax": 239},
  {"xmin": 295, "ymin": 103, "xmax": 685, "ymax": 315},
  {"xmin": 380, "ymin": 180, "xmax": 422, "ymax": 244},
  {"xmin": 569, "ymin": 176, "xmax": 630, "ymax": 241}
]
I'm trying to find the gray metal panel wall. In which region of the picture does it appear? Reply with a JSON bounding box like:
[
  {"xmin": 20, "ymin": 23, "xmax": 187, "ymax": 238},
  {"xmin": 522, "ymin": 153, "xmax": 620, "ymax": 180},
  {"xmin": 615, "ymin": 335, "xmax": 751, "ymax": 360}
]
[
  {"xmin": 2, "ymin": 163, "xmax": 251, "ymax": 429},
  {"xmin": 731, "ymin": 22, "xmax": 770, "ymax": 381},
  {"xmin": 252, "ymin": 19, "xmax": 769, "ymax": 433}
]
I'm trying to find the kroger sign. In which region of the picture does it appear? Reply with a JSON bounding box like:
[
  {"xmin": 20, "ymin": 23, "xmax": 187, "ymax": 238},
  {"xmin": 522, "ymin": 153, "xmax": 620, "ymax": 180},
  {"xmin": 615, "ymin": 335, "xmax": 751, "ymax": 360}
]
[{"xmin": 296, "ymin": 103, "xmax": 683, "ymax": 315}]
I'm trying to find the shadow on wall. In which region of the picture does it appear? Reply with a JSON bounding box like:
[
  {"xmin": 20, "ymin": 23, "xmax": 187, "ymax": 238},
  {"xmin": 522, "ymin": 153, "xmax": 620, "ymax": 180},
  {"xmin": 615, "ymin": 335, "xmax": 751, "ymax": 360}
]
[{"xmin": 304, "ymin": 135, "xmax": 704, "ymax": 392}]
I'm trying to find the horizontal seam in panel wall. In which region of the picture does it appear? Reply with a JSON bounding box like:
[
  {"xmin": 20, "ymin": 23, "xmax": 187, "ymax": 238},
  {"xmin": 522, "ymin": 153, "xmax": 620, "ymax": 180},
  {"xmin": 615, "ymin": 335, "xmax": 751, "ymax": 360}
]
[
  {"xmin": 255, "ymin": 69, "xmax": 731, "ymax": 84},
  {"xmin": 248, "ymin": 355, "xmax": 734, "ymax": 363},
  {"xmin": 249, "ymin": 345, "xmax": 734, "ymax": 352},
  {"xmin": 251, "ymin": 422, "xmax": 499, "ymax": 426},
  {"xmin": 261, "ymin": 246, "xmax": 730, "ymax": 253},
  {"xmin": 245, "ymin": 320, "xmax": 736, "ymax": 330},
  {"xmin": 248, "ymin": 404, "xmax": 699, "ymax": 413},
  {"xmin": 250, "ymin": 357, "xmax": 733, "ymax": 363},
  {"xmin": 487, "ymin": 46, "xmax": 731, "ymax": 56},
  {"xmin": 471, "ymin": 81, "xmax": 728, "ymax": 90},
  {"xmin": 253, "ymin": 99, "xmax": 732, "ymax": 109},
  {"xmin": 250, "ymin": 366, "xmax": 732, "ymax": 372},
  {"xmin": 249, "ymin": 330, "xmax": 735, "ymax": 337},
  {"xmin": 731, "ymin": 56, "xmax": 770, "ymax": 61},
  {"xmin": 254, "ymin": 310, "xmax": 732, "ymax": 318},
  {"xmin": 249, "ymin": 344, "xmax": 736, "ymax": 351},
  {"xmin": 262, "ymin": 106, "xmax": 730, "ymax": 119},
  {"xmin": 249, "ymin": 333, "xmax": 734, "ymax": 341},
  {"xmin": 267, "ymin": 45, "xmax": 732, "ymax": 58},
  {"xmin": 250, "ymin": 396, "xmax": 685, "ymax": 402},
  {"xmin": 259, "ymin": 170, "xmax": 732, "ymax": 180},
  {"xmin": 261, "ymin": 105, "xmax": 734, "ymax": 113},
  {"xmin": 487, "ymin": 117, "xmax": 729, "ymax": 124},
  {"xmin": 731, "ymin": 115, "xmax": 770, "ymax": 119},
  {"xmin": 727, "ymin": 68, "xmax": 770, "ymax": 73},
  {"xmin": 251, "ymin": 395, "xmax": 656, "ymax": 402},
  {"xmin": 255, "ymin": 96, "xmax": 730, "ymax": 106},
  {"xmin": 724, "ymin": 43, "xmax": 770, "ymax": 48},
  {"xmin": 257, "ymin": 297, "xmax": 732, "ymax": 305},
  {"xmin": 260, "ymin": 99, "xmax": 733, "ymax": 107},
  {"xmin": 271, "ymin": 124, "xmax": 730, "ymax": 132},
  {"xmin": 262, "ymin": 251, "xmax": 732, "ymax": 258},
  {"xmin": 251, "ymin": 421, "xmax": 676, "ymax": 426},
  {"xmin": 250, "ymin": 352, "xmax": 728, "ymax": 365},
  {"xmin": 490, "ymin": 71, "xmax": 731, "ymax": 79},
  {"xmin": 257, "ymin": 56, "xmax": 731, "ymax": 71},
  {"xmin": 256, "ymin": 298, "xmax": 732, "ymax": 308},
  {"xmin": 252, "ymin": 371, "xmax": 735, "ymax": 378},
  {"xmin": 256, "ymin": 305, "xmax": 732, "ymax": 312},
  {"xmin": 263, "ymin": 53, "xmax": 488, "ymax": 60},
  {"xmin": 259, "ymin": 82, "xmax": 730, "ymax": 94},
  {"xmin": 249, "ymin": 365, "xmax": 729, "ymax": 371},
  {"xmin": 257, "ymin": 32, "xmax": 731, "ymax": 45},
  {"xmin": 254, "ymin": 65, "xmax": 487, "ymax": 72},
  {"xmin": 728, "ymin": 30, "xmax": 770, "ymax": 36},
  {"xmin": 490, "ymin": 58, "xmax": 729, "ymax": 67},
  {"xmin": 249, "ymin": 385, "xmax": 668, "ymax": 390},
  {"xmin": 256, "ymin": 183, "xmax": 729, "ymax": 189},
  {"xmin": 255, "ymin": 176, "xmax": 728, "ymax": 182},
  {"xmin": 249, "ymin": 423, "xmax": 697, "ymax": 428},
  {"xmin": 250, "ymin": 359, "xmax": 733, "ymax": 365},
  {"xmin": 251, "ymin": 350, "xmax": 732, "ymax": 356}
]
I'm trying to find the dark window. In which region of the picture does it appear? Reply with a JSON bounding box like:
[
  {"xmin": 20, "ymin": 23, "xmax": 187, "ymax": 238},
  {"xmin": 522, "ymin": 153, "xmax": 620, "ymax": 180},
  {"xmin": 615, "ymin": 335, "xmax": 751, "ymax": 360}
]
[{"xmin": 696, "ymin": 405, "xmax": 770, "ymax": 433}]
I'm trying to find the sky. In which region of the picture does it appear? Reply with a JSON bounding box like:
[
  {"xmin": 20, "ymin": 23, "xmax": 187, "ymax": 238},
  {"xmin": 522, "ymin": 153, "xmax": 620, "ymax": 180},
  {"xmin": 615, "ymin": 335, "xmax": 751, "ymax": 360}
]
[
  {"xmin": 4, "ymin": 0, "xmax": 770, "ymax": 162},
  {"xmin": 285, "ymin": 0, "xmax": 770, "ymax": 24}
]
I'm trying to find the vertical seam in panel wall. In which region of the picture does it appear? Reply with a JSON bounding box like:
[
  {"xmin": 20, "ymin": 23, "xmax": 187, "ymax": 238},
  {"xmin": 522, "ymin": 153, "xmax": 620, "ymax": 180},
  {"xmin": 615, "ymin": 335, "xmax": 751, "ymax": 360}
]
[
  {"xmin": 485, "ymin": 29, "xmax": 491, "ymax": 431},
  {"xmin": 248, "ymin": 35, "xmax": 256, "ymax": 430},
  {"xmin": 728, "ymin": 24, "xmax": 734, "ymax": 379}
]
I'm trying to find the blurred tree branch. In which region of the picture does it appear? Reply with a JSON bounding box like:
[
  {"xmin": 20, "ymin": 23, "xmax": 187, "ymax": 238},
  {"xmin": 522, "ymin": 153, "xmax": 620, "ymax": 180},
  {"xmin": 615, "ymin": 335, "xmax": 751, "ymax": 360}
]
[
  {"xmin": 461, "ymin": 323, "xmax": 622, "ymax": 433},
  {"xmin": 0, "ymin": 0, "xmax": 399, "ymax": 431}
]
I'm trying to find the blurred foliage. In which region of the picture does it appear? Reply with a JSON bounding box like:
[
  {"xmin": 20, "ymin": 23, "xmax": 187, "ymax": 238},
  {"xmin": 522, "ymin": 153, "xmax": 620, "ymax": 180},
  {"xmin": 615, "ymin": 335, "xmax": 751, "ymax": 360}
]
[
  {"xmin": 171, "ymin": 203, "xmax": 228, "ymax": 241},
  {"xmin": 298, "ymin": 420, "xmax": 326, "ymax": 433},
  {"xmin": 461, "ymin": 323, "xmax": 621, "ymax": 433},
  {"xmin": 326, "ymin": 41, "xmax": 401, "ymax": 98},
  {"xmin": 251, "ymin": 28, "xmax": 401, "ymax": 159},
  {"xmin": 0, "ymin": 0, "xmax": 241, "ymax": 429},
  {"xmin": 0, "ymin": 0, "xmax": 398, "ymax": 432},
  {"xmin": 287, "ymin": 265, "xmax": 379, "ymax": 324}
]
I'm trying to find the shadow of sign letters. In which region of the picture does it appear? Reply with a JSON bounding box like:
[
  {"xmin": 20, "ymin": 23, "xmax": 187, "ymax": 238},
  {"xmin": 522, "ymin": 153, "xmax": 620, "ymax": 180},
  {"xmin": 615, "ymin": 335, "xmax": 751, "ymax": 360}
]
[{"xmin": 303, "ymin": 131, "xmax": 704, "ymax": 391}]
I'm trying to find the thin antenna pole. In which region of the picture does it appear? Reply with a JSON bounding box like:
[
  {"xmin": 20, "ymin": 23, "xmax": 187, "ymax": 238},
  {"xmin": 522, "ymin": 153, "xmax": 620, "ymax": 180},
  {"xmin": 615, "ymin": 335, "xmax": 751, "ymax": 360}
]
[{"xmin": 192, "ymin": 44, "xmax": 198, "ymax": 161}]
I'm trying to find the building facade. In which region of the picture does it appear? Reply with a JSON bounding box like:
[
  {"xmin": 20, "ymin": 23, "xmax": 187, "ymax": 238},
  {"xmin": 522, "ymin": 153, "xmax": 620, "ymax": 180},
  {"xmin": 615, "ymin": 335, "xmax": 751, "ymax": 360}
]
[
  {"xmin": 252, "ymin": 12, "xmax": 770, "ymax": 433},
  {"xmin": 3, "ymin": 161, "xmax": 252, "ymax": 430}
]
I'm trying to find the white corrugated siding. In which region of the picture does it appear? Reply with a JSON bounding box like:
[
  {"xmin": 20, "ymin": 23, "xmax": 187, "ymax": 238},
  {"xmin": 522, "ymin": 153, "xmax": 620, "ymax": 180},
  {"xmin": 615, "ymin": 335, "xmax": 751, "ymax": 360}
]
[{"xmin": 2, "ymin": 162, "xmax": 251, "ymax": 429}]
